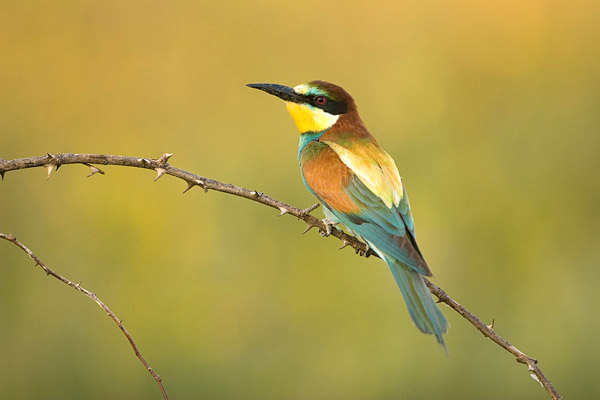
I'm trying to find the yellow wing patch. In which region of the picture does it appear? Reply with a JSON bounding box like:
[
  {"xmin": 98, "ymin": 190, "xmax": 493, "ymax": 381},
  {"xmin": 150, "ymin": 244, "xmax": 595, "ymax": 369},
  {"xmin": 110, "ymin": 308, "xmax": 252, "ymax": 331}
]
[{"xmin": 323, "ymin": 140, "xmax": 403, "ymax": 209}]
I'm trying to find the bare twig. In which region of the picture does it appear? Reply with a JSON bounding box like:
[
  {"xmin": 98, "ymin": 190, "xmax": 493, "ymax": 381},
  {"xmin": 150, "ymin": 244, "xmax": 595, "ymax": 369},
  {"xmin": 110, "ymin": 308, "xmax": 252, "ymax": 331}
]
[
  {"xmin": 424, "ymin": 280, "xmax": 561, "ymax": 400},
  {"xmin": 0, "ymin": 153, "xmax": 372, "ymax": 255},
  {"xmin": 0, "ymin": 233, "xmax": 169, "ymax": 400},
  {"xmin": 0, "ymin": 153, "xmax": 561, "ymax": 399}
]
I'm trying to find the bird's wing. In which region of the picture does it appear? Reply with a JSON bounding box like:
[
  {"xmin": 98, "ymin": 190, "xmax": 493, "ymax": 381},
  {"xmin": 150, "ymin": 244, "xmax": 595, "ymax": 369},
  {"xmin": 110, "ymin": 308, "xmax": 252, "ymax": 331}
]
[
  {"xmin": 322, "ymin": 139, "xmax": 416, "ymax": 238},
  {"xmin": 302, "ymin": 140, "xmax": 429, "ymax": 275},
  {"xmin": 341, "ymin": 167, "xmax": 430, "ymax": 276},
  {"xmin": 323, "ymin": 140, "xmax": 403, "ymax": 210}
]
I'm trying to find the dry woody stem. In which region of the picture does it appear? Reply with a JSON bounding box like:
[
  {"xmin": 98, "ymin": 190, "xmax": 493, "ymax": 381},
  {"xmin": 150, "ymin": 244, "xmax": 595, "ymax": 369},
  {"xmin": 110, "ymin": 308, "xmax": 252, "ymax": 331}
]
[
  {"xmin": 0, "ymin": 153, "xmax": 561, "ymax": 400},
  {"xmin": 0, "ymin": 232, "xmax": 169, "ymax": 400}
]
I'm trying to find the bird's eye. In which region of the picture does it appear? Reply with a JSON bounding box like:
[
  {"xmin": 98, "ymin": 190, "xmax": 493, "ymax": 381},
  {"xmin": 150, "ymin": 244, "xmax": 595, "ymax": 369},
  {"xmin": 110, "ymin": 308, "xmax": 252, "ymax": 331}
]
[{"xmin": 315, "ymin": 96, "xmax": 327, "ymax": 105}]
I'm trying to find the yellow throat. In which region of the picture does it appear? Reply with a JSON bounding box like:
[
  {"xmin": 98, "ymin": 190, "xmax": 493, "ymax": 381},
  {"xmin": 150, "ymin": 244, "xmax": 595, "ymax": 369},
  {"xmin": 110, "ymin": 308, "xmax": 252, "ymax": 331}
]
[{"xmin": 285, "ymin": 101, "xmax": 339, "ymax": 133}]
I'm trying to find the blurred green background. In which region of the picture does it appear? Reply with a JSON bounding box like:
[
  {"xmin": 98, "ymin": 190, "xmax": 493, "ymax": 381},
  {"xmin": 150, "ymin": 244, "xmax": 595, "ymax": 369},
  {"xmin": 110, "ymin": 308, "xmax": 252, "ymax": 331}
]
[{"xmin": 1, "ymin": 1, "xmax": 599, "ymax": 399}]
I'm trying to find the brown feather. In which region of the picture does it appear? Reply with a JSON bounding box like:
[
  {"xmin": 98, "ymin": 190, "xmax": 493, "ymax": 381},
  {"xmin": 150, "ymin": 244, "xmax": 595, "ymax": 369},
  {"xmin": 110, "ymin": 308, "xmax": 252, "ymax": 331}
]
[{"xmin": 301, "ymin": 142, "xmax": 361, "ymax": 214}]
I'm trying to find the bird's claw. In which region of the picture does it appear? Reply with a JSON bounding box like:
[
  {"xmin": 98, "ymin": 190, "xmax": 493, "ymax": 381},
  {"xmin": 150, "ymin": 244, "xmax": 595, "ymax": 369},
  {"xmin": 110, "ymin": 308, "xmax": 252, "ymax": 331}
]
[
  {"xmin": 319, "ymin": 217, "xmax": 337, "ymax": 237},
  {"xmin": 355, "ymin": 243, "xmax": 374, "ymax": 258}
]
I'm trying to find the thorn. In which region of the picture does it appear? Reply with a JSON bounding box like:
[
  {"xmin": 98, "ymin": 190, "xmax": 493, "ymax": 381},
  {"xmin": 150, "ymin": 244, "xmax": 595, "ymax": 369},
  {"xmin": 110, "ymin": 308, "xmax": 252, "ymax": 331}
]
[
  {"xmin": 203, "ymin": 186, "xmax": 209, "ymax": 193},
  {"xmin": 339, "ymin": 240, "xmax": 352, "ymax": 250},
  {"xmin": 0, "ymin": 170, "xmax": 4, "ymax": 180},
  {"xmin": 278, "ymin": 207, "xmax": 289, "ymax": 216},
  {"xmin": 44, "ymin": 164, "xmax": 55, "ymax": 180},
  {"xmin": 154, "ymin": 167, "xmax": 167, "ymax": 182},
  {"xmin": 182, "ymin": 181, "xmax": 195, "ymax": 194},
  {"xmin": 487, "ymin": 318, "xmax": 495, "ymax": 330},
  {"xmin": 55, "ymin": 164, "xmax": 61, "ymax": 171},
  {"xmin": 139, "ymin": 158, "xmax": 151, "ymax": 164},
  {"xmin": 302, "ymin": 221, "xmax": 318, "ymax": 234},
  {"xmin": 250, "ymin": 190, "xmax": 262, "ymax": 198},
  {"xmin": 298, "ymin": 203, "xmax": 320, "ymax": 217},
  {"xmin": 529, "ymin": 373, "xmax": 543, "ymax": 387},
  {"xmin": 158, "ymin": 153, "xmax": 173, "ymax": 165},
  {"xmin": 45, "ymin": 154, "xmax": 59, "ymax": 170},
  {"xmin": 86, "ymin": 165, "xmax": 105, "ymax": 177}
]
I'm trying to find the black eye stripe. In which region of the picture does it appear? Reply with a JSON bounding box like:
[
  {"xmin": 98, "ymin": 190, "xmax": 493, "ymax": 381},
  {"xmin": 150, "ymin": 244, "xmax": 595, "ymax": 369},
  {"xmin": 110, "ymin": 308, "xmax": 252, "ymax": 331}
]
[{"xmin": 307, "ymin": 95, "xmax": 348, "ymax": 115}]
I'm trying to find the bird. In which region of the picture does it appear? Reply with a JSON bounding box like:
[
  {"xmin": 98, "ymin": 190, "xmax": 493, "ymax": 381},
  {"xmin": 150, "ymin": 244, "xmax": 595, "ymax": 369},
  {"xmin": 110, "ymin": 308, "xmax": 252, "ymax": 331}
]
[{"xmin": 247, "ymin": 80, "xmax": 448, "ymax": 347}]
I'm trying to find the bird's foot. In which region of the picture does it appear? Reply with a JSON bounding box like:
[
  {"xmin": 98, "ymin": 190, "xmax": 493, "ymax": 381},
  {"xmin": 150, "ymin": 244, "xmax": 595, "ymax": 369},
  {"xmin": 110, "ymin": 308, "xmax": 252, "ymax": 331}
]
[
  {"xmin": 319, "ymin": 217, "xmax": 338, "ymax": 237},
  {"xmin": 355, "ymin": 243, "xmax": 375, "ymax": 258}
]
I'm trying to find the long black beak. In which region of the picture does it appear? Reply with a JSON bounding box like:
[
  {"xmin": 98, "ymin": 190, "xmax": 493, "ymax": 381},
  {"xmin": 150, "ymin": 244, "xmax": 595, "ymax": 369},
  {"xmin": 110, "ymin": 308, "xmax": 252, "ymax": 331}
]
[{"xmin": 246, "ymin": 83, "xmax": 304, "ymax": 103}]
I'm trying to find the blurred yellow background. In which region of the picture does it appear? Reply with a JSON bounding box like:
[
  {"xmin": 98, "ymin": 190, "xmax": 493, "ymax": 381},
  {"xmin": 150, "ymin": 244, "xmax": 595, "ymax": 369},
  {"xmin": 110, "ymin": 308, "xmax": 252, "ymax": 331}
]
[{"xmin": 1, "ymin": 1, "xmax": 599, "ymax": 399}]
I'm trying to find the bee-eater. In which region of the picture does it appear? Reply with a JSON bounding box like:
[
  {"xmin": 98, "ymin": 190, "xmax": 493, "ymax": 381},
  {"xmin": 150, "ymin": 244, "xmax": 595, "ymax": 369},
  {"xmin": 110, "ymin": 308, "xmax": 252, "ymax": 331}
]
[{"xmin": 247, "ymin": 81, "xmax": 448, "ymax": 346}]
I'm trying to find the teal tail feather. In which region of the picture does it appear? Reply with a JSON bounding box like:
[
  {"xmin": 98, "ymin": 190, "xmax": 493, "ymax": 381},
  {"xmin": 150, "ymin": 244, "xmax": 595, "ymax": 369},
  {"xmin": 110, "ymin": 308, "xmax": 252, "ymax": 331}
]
[{"xmin": 387, "ymin": 258, "xmax": 449, "ymax": 348}]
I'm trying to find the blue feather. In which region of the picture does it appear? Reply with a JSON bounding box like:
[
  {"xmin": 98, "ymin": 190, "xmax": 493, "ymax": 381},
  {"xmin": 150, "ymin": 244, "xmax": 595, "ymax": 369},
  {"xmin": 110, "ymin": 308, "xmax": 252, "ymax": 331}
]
[
  {"xmin": 325, "ymin": 173, "xmax": 448, "ymax": 346},
  {"xmin": 386, "ymin": 257, "xmax": 448, "ymax": 347}
]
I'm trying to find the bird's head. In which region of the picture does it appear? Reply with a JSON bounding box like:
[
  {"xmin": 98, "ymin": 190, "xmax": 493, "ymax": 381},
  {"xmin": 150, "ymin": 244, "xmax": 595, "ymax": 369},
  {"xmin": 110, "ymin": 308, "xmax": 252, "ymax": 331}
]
[{"xmin": 247, "ymin": 80, "xmax": 356, "ymax": 134}]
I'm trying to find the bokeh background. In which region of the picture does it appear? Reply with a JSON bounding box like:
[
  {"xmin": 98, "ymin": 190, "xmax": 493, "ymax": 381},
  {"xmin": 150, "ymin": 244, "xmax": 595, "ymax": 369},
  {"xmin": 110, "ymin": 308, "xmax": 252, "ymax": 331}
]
[{"xmin": 1, "ymin": 1, "xmax": 599, "ymax": 399}]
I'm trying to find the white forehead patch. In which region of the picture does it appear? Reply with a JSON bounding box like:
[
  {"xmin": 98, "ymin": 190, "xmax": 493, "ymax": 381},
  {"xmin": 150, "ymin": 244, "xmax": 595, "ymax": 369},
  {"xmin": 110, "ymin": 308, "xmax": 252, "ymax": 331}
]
[{"xmin": 293, "ymin": 84, "xmax": 310, "ymax": 95}]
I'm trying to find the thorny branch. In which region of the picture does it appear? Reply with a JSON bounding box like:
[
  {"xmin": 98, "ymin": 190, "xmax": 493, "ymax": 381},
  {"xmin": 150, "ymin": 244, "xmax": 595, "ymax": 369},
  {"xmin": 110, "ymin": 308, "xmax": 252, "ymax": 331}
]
[
  {"xmin": 0, "ymin": 153, "xmax": 561, "ymax": 400},
  {"xmin": 0, "ymin": 232, "xmax": 169, "ymax": 400}
]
